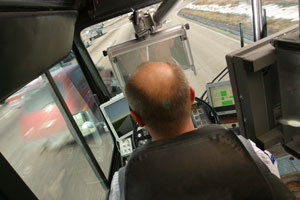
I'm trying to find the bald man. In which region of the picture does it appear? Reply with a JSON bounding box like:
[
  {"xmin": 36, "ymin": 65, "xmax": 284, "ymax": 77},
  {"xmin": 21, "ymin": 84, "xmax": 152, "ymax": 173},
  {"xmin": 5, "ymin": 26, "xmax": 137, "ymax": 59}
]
[
  {"xmin": 125, "ymin": 61, "xmax": 195, "ymax": 141},
  {"xmin": 108, "ymin": 62, "xmax": 280, "ymax": 200}
]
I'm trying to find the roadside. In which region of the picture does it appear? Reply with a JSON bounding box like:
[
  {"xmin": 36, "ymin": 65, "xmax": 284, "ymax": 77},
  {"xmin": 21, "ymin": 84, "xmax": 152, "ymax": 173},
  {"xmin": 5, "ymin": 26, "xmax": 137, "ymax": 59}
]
[{"xmin": 179, "ymin": 0, "xmax": 298, "ymax": 41}]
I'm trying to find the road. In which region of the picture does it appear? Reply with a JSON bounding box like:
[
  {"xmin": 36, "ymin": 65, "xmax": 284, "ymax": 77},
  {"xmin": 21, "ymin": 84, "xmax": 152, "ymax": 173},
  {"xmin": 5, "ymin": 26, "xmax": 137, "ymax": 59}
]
[{"xmin": 0, "ymin": 2, "xmax": 245, "ymax": 200}]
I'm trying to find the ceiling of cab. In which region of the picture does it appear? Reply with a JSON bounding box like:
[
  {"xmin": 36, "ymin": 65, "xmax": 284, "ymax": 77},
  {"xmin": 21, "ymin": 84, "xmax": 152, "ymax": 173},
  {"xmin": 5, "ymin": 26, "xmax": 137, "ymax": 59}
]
[
  {"xmin": 0, "ymin": 0, "xmax": 78, "ymax": 9},
  {"xmin": 91, "ymin": 0, "xmax": 162, "ymax": 21}
]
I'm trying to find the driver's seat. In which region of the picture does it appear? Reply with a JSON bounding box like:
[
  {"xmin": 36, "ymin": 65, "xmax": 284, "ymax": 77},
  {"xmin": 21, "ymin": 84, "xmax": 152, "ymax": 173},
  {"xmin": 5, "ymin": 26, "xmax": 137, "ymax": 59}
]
[{"xmin": 123, "ymin": 125, "xmax": 294, "ymax": 200}]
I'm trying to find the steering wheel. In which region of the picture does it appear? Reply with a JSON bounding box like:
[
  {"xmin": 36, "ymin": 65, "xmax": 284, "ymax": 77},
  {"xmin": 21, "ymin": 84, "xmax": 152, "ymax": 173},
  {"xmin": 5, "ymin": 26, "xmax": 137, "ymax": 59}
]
[
  {"xmin": 131, "ymin": 97, "xmax": 219, "ymax": 149},
  {"xmin": 131, "ymin": 122, "xmax": 152, "ymax": 149},
  {"xmin": 194, "ymin": 97, "xmax": 219, "ymax": 124}
]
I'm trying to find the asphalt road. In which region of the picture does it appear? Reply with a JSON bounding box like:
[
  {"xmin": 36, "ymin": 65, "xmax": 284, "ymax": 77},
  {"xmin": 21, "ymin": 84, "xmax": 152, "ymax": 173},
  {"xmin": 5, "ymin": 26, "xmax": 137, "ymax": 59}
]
[{"xmin": 0, "ymin": 2, "xmax": 246, "ymax": 199}]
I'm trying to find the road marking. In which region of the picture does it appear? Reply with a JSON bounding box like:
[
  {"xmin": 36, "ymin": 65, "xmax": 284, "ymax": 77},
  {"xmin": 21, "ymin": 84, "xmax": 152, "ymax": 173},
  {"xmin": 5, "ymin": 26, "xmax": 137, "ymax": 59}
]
[{"xmin": 0, "ymin": 107, "xmax": 14, "ymax": 120}]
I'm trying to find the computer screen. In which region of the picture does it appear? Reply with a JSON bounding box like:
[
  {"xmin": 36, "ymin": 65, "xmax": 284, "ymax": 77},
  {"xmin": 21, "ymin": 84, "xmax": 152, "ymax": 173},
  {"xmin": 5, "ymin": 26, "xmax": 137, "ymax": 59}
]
[
  {"xmin": 210, "ymin": 84, "xmax": 235, "ymax": 107},
  {"xmin": 207, "ymin": 81, "xmax": 236, "ymax": 115},
  {"xmin": 102, "ymin": 95, "xmax": 135, "ymax": 139}
]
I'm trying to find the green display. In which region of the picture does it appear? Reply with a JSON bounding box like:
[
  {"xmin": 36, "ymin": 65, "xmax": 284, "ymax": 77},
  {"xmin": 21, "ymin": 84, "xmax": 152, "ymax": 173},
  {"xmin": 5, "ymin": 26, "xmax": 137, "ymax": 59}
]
[
  {"xmin": 222, "ymin": 100, "xmax": 233, "ymax": 106},
  {"xmin": 221, "ymin": 91, "xmax": 227, "ymax": 97},
  {"xmin": 220, "ymin": 90, "xmax": 234, "ymax": 106},
  {"xmin": 210, "ymin": 85, "xmax": 235, "ymax": 108}
]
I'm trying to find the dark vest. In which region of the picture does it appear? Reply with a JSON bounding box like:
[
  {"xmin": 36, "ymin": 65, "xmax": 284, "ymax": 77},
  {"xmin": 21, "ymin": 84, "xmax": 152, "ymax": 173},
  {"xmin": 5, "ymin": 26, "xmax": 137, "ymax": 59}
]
[{"xmin": 119, "ymin": 125, "xmax": 294, "ymax": 200}]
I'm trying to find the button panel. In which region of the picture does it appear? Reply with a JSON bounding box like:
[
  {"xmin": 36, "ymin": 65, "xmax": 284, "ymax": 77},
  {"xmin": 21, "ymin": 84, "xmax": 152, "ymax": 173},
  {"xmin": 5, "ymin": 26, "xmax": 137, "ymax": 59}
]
[
  {"xmin": 192, "ymin": 106, "xmax": 210, "ymax": 128},
  {"xmin": 119, "ymin": 137, "xmax": 133, "ymax": 157}
]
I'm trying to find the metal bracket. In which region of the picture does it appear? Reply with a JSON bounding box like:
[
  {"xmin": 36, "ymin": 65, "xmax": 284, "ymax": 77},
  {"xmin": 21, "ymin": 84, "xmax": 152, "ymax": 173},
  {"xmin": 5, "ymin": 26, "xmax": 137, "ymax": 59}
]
[{"xmin": 130, "ymin": 0, "xmax": 183, "ymax": 39}]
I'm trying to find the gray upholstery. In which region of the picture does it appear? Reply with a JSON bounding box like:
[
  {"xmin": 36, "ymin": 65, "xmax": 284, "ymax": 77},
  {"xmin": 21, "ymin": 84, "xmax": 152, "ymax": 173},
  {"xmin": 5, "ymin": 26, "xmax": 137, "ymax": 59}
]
[{"xmin": 125, "ymin": 125, "xmax": 294, "ymax": 200}]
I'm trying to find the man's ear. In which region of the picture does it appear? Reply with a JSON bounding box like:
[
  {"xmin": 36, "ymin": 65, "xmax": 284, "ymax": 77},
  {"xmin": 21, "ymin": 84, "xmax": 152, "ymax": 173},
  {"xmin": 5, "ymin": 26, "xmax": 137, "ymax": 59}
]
[
  {"xmin": 131, "ymin": 111, "xmax": 145, "ymax": 127},
  {"xmin": 190, "ymin": 86, "xmax": 195, "ymax": 104}
]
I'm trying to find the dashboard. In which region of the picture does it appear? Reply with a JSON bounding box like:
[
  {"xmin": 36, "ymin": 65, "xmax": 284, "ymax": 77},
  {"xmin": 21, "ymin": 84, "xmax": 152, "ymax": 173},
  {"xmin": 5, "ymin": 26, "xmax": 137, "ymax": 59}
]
[
  {"xmin": 101, "ymin": 94, "xmax": 239, "ymax": 166},
  {"xmin": 118, "ymin": 100, "xmax": 217, "ymax": 164}
]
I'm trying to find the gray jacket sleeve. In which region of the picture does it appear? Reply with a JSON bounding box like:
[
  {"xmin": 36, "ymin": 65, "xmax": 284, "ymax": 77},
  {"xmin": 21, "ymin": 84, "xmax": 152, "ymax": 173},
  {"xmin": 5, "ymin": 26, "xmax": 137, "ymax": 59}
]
[{"xmin": 108, "ymin": 167, "xmax": 126, "ymax": 200}]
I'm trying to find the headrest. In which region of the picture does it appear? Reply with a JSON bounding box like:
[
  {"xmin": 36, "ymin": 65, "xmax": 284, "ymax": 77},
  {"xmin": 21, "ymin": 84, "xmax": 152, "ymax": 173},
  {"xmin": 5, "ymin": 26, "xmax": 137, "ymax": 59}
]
[{"xmin": 124, "ymin": 125, "xmax": 287, "ymax": 200}]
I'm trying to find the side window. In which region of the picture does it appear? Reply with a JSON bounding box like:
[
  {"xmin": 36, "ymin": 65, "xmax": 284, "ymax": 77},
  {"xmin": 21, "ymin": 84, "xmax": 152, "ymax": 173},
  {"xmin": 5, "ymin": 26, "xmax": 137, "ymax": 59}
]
[
  {"xmin": 0, "ymin": 52, "xmax": 113, "ymax": 200},
  {"xmin": 81, "ymin": 23, "xmax": 126, "ymax": 97},
  {"xmin": 52, "ymin": 52, "xmax": 114, "ymax": 177}
]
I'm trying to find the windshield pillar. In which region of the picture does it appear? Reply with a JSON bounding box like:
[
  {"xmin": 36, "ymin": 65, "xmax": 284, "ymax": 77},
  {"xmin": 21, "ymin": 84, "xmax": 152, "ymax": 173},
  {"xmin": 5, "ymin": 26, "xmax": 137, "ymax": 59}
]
[{"xmin": 251, "ymin": 0, "xmax": 263, "ymax": 41}]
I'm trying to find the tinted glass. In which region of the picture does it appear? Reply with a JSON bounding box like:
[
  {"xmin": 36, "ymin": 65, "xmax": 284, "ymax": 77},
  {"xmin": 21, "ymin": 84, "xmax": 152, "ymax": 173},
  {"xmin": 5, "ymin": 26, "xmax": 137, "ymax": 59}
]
[
  {"xmin": 50, "ymin": 52, "xmax": 114, "ymax": 178},
  {"xmin": 23, "ymin": 81, "xmax": 65, "ymax": 114},
  {"xmin": 113, "ymin": 36, "xmax": 191, "ymax": 84}
]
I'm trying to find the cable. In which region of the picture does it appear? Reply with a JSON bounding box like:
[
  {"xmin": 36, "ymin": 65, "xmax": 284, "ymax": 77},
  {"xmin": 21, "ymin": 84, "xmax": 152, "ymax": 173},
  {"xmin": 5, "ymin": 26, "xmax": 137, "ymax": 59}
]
[
  {"xmin": 218, "ymin": 71, "xmax": 229, "ymax": 82},
  {"xmin": 211, "ymin": 66, "xmax": 228, "ymax": 84}
]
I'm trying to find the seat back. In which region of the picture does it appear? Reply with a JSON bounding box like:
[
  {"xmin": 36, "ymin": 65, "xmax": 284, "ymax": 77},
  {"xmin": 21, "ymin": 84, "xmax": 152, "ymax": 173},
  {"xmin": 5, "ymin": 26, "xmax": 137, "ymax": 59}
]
[{"xmin": 124, "ymin": 125, "xmax": 294, "ymax": 200}]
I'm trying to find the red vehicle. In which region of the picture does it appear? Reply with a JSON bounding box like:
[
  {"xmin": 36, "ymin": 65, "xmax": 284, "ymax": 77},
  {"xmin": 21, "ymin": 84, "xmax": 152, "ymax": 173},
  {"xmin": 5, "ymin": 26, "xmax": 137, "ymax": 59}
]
[{"xmin": 20, "ymin": 60, "xmax": 99, "ymax": 143}]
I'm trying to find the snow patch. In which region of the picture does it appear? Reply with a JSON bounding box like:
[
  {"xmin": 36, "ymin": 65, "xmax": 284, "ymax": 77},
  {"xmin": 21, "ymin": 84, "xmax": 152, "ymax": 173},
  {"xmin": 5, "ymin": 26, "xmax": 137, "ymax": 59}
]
[{"xmin": 185, "ymin": 3, "xmax": 298, "ymax": 21}]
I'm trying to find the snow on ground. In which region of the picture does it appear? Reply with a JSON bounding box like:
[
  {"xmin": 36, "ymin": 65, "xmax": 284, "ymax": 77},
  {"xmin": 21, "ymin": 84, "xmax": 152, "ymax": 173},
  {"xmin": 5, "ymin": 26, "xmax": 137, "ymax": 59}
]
[{"xmin": 185, "ymin": 3, "xmax": 298, "ymax": 21}]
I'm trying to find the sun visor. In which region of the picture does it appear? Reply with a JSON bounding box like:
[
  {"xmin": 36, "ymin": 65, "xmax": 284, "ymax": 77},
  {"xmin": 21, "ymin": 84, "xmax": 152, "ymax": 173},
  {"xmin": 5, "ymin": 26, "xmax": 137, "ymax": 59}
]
[{"xmin": 0, "ymin": 11, "xmax": 77, "ymax": 102}]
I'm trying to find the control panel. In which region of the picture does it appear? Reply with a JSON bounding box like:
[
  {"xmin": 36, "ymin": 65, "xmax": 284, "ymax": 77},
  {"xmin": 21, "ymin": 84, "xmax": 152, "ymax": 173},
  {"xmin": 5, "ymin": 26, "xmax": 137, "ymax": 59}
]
[
  {"xmin": 119, "ymin": 137, "xmax": 133, "ymax": 157},
  {"xmin": 191, "ymin": 102, "xmax": 211, "ymax": 128},
  {"xmin": 135, "ymin": 128, "xmax": 151, "ymax": 147}
]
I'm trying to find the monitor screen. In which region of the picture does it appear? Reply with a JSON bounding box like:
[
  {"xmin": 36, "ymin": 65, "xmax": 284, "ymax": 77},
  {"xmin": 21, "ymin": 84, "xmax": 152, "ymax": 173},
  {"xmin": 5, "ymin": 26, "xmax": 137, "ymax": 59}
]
[
  {"xmin": 207, "ymin": 81, "xmax": 236, "ymax": 115},
  {"xmin": 103, "ymin": 97, "xmax": 135, "ymax": 138},
  {"xmin": 210, "ymin": 84, "xmax": 235, "ymax": 108}
]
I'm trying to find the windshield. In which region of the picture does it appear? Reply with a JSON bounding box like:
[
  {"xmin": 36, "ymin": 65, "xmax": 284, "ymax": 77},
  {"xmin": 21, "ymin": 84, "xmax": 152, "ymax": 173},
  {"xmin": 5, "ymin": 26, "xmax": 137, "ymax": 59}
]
[{"xmin": 81, "ymin": 0, "xmax": 298, "ymax": 98}]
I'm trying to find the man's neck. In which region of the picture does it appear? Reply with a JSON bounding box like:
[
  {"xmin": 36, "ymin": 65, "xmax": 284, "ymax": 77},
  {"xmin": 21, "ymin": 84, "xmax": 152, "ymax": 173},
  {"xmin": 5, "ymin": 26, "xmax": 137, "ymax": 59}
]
[{"xmin": 151, "ymin": 118, "xmax": 195, "ymax": 141}]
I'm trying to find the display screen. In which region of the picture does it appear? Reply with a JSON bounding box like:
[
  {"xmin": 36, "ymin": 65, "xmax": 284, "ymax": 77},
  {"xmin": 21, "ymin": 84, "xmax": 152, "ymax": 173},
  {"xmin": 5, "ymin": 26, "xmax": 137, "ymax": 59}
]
[
  {"xmin": 210, "ymin": 84, "xmax": 235, "ymax": 108},
  {"xmin": 104, "ymin": 97, "xmax": 135, "ymax": 138}
]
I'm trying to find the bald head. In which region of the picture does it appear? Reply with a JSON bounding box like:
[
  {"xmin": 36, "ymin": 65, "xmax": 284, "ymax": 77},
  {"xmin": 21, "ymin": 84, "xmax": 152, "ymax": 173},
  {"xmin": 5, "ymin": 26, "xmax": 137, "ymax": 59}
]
[
  {"xmin": 132, "ymin": 62, "xmax": 179, "ymax": 104},
  {"xmin": 125, "ymin": 62, "xmax": 193, "ymax": 138}
]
